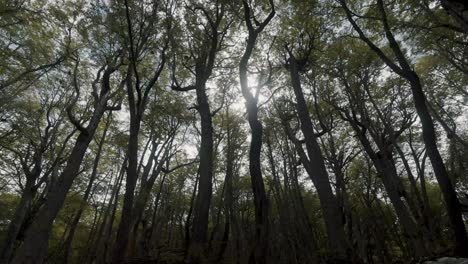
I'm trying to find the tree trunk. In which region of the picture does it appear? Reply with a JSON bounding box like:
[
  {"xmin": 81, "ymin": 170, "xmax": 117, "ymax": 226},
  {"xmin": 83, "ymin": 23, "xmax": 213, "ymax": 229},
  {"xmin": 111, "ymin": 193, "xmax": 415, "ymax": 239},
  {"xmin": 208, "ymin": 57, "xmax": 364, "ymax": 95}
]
[
  {"xmin": 340, "ymin": 103, "xmax": 428, "ymax": 257},
  {"xmin": 237, "ymin": 2, "xmax": 275, "ymax": 262},
  {"xmin": 238, "ymin": 27, "xmax": 271, "ymax": 264},
  {"xmin": 408, "ymin": 74, "xmax": 468, "ymax": 255},
  {"xmin": 86, "ymin": 157, "xmax": 125, "ymax": 264},
  {"xmin": 62, "ymin": 113, "xmax": 111, "ymax": 263},
  {"xmin": 0, "ymin": 181, "xmax": 36, "ymax": 263},
  {"xmin": 100, "ymin": 164, "xmax": 125, "ymax": 264},
  {"xmin": 340, "ymin": 0, "xmax": 468, "ymax": 253},
  {"xmin": 144, "ymin": 171, "xmax": 170, "ymax": 256},
  {"xmin": 188, "ymin": 73, "xmax": 214, "ymax": 262},
  {"xmin": 245, "ymin": 108, "xmax": 269, "ymax": 264},
  {"xmin": 10, "ymin": 83, "xmax": 112, "ymax": 263},
  {"xmin": 11, "ymin": 130, "xmax": 99, "ymax": 263},
  {"xmin": 287, "ymin": 54, "xmax": 348, "ymax": 258},
  {"xmin": 0, "ymin": 147, "xmax": 45, "ymax": 262},
  {"xmin": 112, "ymin": 106, "xmax": 141, "ymax": 262},
  {"xmin": 378, "ymin": 159, "xmax": 428, "ymax": 257},
  {"xmin": 131, "ymin": 134, "xmax": 175, "ymax": 257}
]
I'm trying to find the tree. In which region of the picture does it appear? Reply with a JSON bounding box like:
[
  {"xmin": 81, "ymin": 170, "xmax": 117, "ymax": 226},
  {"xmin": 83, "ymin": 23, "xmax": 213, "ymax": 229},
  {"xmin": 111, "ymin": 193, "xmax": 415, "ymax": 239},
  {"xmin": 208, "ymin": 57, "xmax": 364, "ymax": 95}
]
[
  {"xmin": 0, "ymin": 76, "xmax": 75, "ymax": 263},
  {"xmin": 338, "ymin": 0, "xmax": 468, "ymax": 255},
  {"xmin": 170, "ymin": 1, "xmax": 233, "ymax": 261},
  {"xmin": 238, "ymin": 0, "xmax": 275, "ymax": 262},
  {"xmin": 112, "ymin": 0, "xmax": 168, "ymax": 261}
]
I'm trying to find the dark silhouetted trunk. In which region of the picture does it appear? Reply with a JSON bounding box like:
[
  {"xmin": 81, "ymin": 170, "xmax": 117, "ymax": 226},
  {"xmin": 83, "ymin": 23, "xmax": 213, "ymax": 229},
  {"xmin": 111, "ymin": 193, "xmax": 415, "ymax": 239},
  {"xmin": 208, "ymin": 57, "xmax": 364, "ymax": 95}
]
[
  {"xmin": 10, "ymin": 67, "xmax": 117, "ymax": 264},
  {"xmin": 11, "ymin": 132, "xmax": 98, "ymax": 263},
  {"xmin": 185, "ymin": 173, "xmax": 198, "ymax": 253},
  {"xmin": 112, "ymin": 1, "xmax": 166, "ymax": 259},
  {"xmin": 238, "ymin": 2, "xmax": 275, "ymax": 262},
  {"xmin": 408, "ymin": 74, "xmax": 468, "ymax": 255},
  {"xmin": 112, "ymin": 98, "xmax": 141, "ymax": 262},
  {"xmin": 62, "ymin": 113, "xmax": 111, "ymax": 263},
  {"xmin": 0, "ymin": 180, "xmax": 36, "ymax": 263},
  {"xmin": 129, "ymin": 137, "xmax": 167, "ymax": 255},
  {"xmin": 340, "ymin": 0, "xmax": 468, "ymax": 254},
  {"xmin": 84, "ymin": 157, "xmax": 125, "ymax": 263},
  {"xmin": 440, "ymin": 0, "xmax": 468, "ymax": 33},
  {"xmin": 240, "ymin": 44, "xmax": 269, "ymax": 264},
  {"xmin": 286, "ymin": 54, "xmax": 348, "ymax": 258},
  {"xmin": 184, "ymin": 63, "xmax": 214, "ymax": 263}
]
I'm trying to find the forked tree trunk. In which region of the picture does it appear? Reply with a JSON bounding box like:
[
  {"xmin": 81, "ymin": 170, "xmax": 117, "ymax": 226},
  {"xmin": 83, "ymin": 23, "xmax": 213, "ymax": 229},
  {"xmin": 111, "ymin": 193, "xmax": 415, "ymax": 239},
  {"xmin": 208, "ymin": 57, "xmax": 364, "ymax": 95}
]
[
  {"xmin": 287, "ymin": 54, "xmax": 348, "ymax": 258},
  {"xmin": 11, "ymin": 132, "xmax": 98, "ymax": 263},
  {"xmin": 340, "ymin": 0, "xmax": 468, "ymax": 253},
  {"xmin": 62, "ymin": 113, "xmax": 111, "ymax": 263},
  {"xmin": 10, "ymin": 80, "xmax": 113, "ymax": 264}
]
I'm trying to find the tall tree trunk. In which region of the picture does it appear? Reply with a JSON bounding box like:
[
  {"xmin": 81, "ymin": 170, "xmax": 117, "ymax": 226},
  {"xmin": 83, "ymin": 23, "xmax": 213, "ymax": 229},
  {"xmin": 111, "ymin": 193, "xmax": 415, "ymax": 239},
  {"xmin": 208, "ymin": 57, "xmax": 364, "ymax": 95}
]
[
  {"xmin": 239, "ymin": 63, "xmax": 269, "ymax": 264},
  {"xmin": 0, "ymin": 180, "xmax": 36, "ymax": 263},
  {"xmin": 408, "ymin": 74, "xmax": 468, "ymax": 255},
  {"xmin": 185, "ymin": 173, "xmax": 198, "ymax": 253},
  {"xmin": 221, "ymin": 116, "xmax": 235, "ymax": 261},
  {"xmin": 224, "ymin": 121, "xmax": 243, "ymax": 263},
  {"xmin": 112, "ymin": 105, "xmax": 141, "ymax": 262},
  {"xmin": 99, "ymin": 164, "xmax": 125, "ymax": 264},
  {"xmin": 188, "ymin": 73, "xmax": 214, "ymax": 262},
  {"xmin": 340, "ymin": 0, "xmax": 468, "ymax": 253},
  {"xmin": 62, "ymin": 113, "xmax": 111, "ymax": 263},
  {"xmin": 10, "ymin": 136, "xmax": 94, "ymax": 263},
  {"xmin": 237, "ymin": 1, "xmax": 275, "ymax": 262},
  {"xmin": 378, "ymin": 158, "xmax": 428, "ymax": 257},
  {"xmin": 87, "ymin": 157, "xmax": 125, "ymax": 264},
  {"xmin": 169, "ymin": 4, "xmax": 228, "ymax": 261},
  {"xmin": 395, "ymin": 144, "xmax": 438, "ymax": 248},
  {"xmin": 10, "ymin": 85, "xmax": 112, "ymax": 264},
  {"xmin": 238, "ymin": 1, "xmax": 275, "ymax": 260},
  {"xmin": 0, "ymin": 145, "xmax": 46, "ymax": 262},
  {"xmin": 112, "ymin": 1, "xmax": 167, "ymax": 258},
  {"xmin": 286, "ymin": 54, "xmax": 348, "ymax": 258},
  {"xmin": 129, "ymin": 136, "xmax": 170, "ymax": 256},
  {"xmin": 338, "ymin": 99, "xmax": 428, "ymax": 257},
  {"xmin": 145, "ymin": 171, "xmax": 170, "ymax": 256}
]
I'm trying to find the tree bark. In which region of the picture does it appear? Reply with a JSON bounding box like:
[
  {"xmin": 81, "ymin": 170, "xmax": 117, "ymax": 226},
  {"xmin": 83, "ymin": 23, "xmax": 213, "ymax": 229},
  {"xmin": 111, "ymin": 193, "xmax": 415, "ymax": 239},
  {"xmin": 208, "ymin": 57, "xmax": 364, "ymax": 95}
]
[
  {"xmin": 238, "ymin": 2, "xmax": 275, "ymax": 262},
  {"xmin": 129, "ymin": 136, "xmax": 170, "ymax": 256},
  {"xmin": 0, "ymin": 180, "xmax": 36, "ymax": 263},
  {"xmin": 339, "ymin": 0, "xmax": 468, "ymax": 254},
  {"xmin": 286, "ymin": 53, "xmax": 348, "ymax": 259},
  {"xmin": 112, "ymin": 90, "xmax": 141, "ymax": 262},
  {"xmin": 188, "ymin": 72, "xmax": 214, "ymax": 261},
  {"xmin": 61, "ymin": 113, "xmax": 111, "ymax": 263},
  {"xmin": 408, "ymin": 74, "xmax": 468, "ymax": 255},
  {"xmin": 172, "ymin": 6, "xmax": 228, "ymax": 260},
  {"xmin": 84, "ymin": 157, "xmax": 125, "ymax": 263},
  {"xmin": 10, "ymin": 65, "xmax": 118, "ymax": 264},
  {"xmin": 11, "ymin": 133, "xmax": 97, "ymax": 263},
  {"xmin": 112, "ymin": 1, "xmax": 166, "ymax": 259}
]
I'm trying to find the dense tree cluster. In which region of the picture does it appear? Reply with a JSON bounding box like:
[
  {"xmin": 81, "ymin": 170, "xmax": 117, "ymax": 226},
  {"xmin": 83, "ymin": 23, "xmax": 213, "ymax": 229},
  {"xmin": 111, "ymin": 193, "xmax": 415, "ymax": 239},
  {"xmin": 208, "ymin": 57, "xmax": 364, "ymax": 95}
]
[{"xmin": 0, "ymin": 0, "xmax": 467, "ymax": 263}]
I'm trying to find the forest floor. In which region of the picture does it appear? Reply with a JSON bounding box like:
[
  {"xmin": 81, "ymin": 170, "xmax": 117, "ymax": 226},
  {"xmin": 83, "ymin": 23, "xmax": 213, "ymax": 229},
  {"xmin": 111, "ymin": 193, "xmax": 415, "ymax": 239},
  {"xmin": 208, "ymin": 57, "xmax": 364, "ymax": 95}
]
[{"xmin": 422, "ymin": 257, "xmax": 468, "ymax": 264}]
